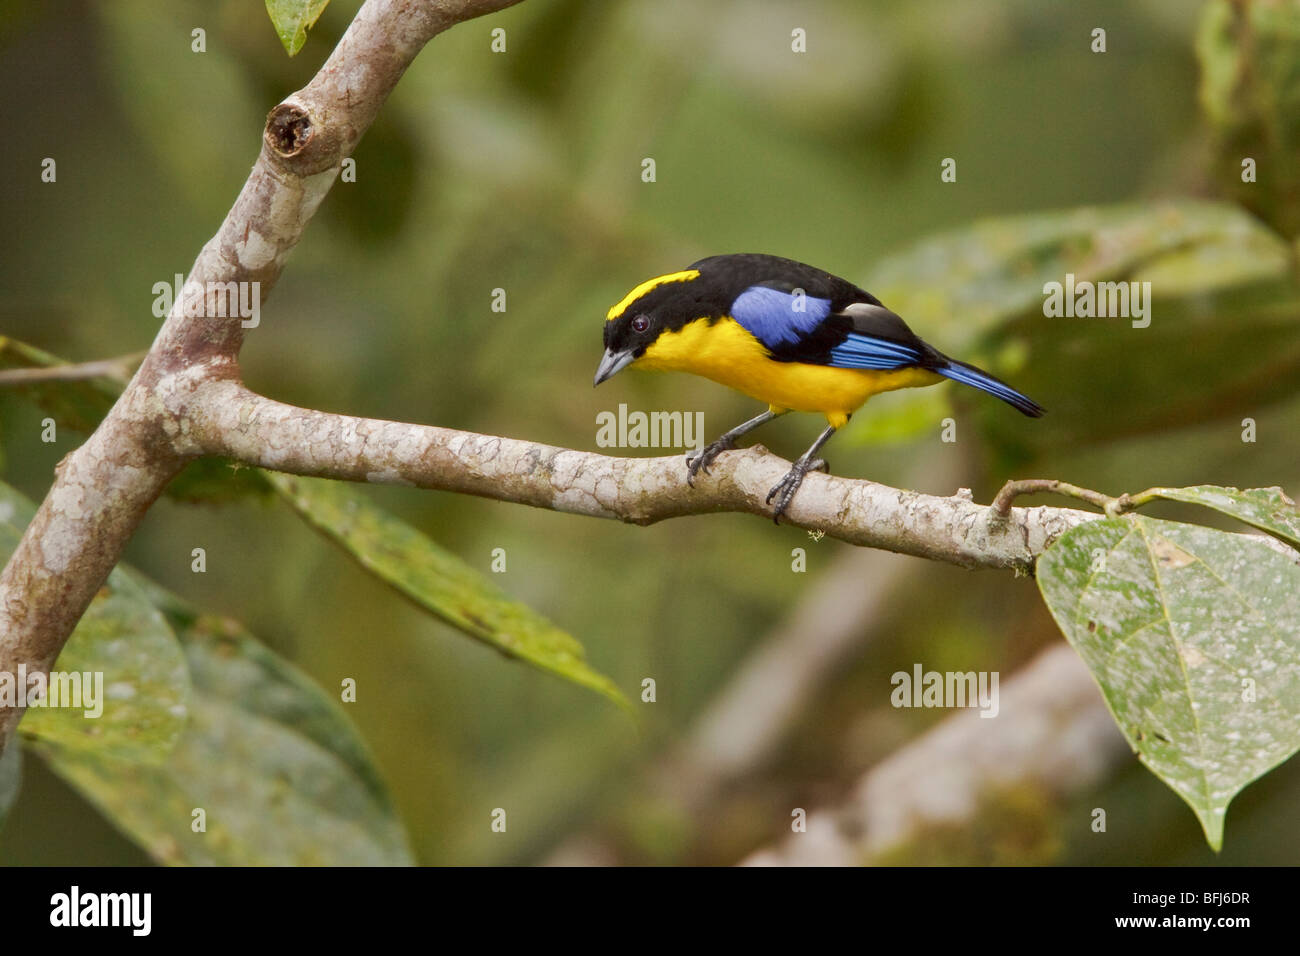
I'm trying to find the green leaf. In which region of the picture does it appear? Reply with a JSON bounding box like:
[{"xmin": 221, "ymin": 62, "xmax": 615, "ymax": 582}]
[
  {"xmin": 38, "ymin": 579, "xmax": 413, "ymax": 866},
  {"xmin": 267, "ymin": 473, "xmax": 631, "ymax": 711},
  {"xmin": 1037, "ymin": 514, "xmax": 1300, "ymax": 850},
  {"xmin": 133, "ymin": 574, "xmax": 396, "ymax": 802},
  {"xmin": 1137, "ymin": 485, "xmax": 1300, "ymax": 552},
  {"xmin": 0, "ymin": 483, "xmax": 190, "ymax": 763},
  {"xmin": 265, "ymin": 0, "xmax": 332, "ymax": 56},
  {"xmin": 0, "ymin": 744, "xmax": 20, "ymax": 836}
]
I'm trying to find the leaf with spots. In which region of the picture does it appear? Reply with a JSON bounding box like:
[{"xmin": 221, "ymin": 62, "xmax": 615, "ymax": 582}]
[
  {"xmin": 1037, "ymin": 514, "xmax": 1300, "ymax": 850},
  {"xmin": 36, "ymin": 581, "xmax": 413, "ymax": 865},
  {"xmin": 1135, "ymin": 485, "xmax": 1300, "ymax": 553},
  {"xmin": 267, "ymin": 473, "xmax": 631, "ymax": 712},
  {"xmin": 0, "ymin": 484, "xmax": 190, "ymax": 763},
  {"xmin": 265, "ymin": 0, "xmax": 332, "ymax": 56}
]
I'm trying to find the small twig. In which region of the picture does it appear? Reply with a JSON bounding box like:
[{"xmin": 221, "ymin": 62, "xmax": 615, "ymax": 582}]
[
  {"xmin": 1113, "ymin": 488, "xmax": 1166, "ymax": 512},
  {"xmin": 991, "ymin": 478, "xmax": 1120, "ymax": 517},
  {"xmin": 0, "ymin": 352, "xmax": 145, "ymax": 387},
  {"xmin": 992, "ymin": 478, "xmax": 1189, "ymax": 522}
]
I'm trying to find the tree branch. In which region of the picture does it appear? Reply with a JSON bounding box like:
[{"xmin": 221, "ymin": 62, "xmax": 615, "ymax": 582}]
[
  {"xmin": 0, "ymin": 0, "xmax": 524, "ymax": 755},
  {"xmin": 186, "ymin": 380, "xmax": 1102, "ymax": 570},
  {"xmin": 0, "ymin": 352, "xmax": 143, "ymax": 386},
  {"xmin": 992, "ymin": 478, "xmax": 1119, "ymax": 517}
]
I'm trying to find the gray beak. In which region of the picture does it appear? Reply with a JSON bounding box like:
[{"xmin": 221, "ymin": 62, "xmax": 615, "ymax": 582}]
[{"xmin": 593, "ymin": 348, "xmax": 635, "ymax": 387}]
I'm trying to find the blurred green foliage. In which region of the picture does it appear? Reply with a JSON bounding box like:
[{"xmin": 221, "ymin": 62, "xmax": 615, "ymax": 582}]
[
  {"xmin": 1, "ymin": 0, "xmax": 1298, "ymax": 865},
  {"xmin": 1199, "ymin": 0, "xmax": 1300, "ymax": 236},
  {"xmin": 0, "ymin": 742, "xmax": 19, "ymax": 834}
]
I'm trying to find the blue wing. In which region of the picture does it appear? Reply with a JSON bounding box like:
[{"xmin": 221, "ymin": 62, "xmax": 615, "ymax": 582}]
[
  {"xmin": 826, "ymin": 332, "xmax": 924, "ymax": 370},
  {"xmin": 732, "ymin": 289, "xmax": 927, "ymax": 369},
  {"xmin": 730, "ymin": 286, "xmax": 833, "ymax": 348}
]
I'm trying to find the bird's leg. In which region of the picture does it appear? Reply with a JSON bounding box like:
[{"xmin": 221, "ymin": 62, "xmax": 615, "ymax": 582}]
[
  {"xmin": 686, "ymin": 408, "xmax": 781, "ymax": 485},
  {"xmin": 766, "ymin": 424, "xmax": 838, "ymax": 523}
]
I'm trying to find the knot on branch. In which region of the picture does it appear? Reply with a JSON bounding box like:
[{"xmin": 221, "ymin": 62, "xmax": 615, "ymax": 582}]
[
  {"xmin": 264, "ymin": 100, "xmax": 348, "ymax": 176},
  {"xmin": 265, "ymin": 104, "xmax": 314, "ymax": 158}
]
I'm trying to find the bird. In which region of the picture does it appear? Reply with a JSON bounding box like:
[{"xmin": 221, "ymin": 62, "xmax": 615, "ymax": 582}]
[{"xmin": 593, "ymin": 253, "xmax": 1044, "ymax": 522}]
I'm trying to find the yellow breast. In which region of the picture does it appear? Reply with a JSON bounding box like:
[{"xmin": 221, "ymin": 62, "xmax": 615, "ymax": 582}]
[{"xmin": 637, "ymin": 317, "xmax": 942, "ymax": 426}]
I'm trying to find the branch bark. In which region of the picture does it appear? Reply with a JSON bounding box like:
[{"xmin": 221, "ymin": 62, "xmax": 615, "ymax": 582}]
[{"xmin": 185, "ymin": 380, "xmax": 1100, "ymax": 568}]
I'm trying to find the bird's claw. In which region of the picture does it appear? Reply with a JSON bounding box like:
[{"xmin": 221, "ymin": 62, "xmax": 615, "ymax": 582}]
[
  {"xmin": 765, "ymin": 458, "xmax": 826, "ymax": 524},
  {"xmin": 686, "ymin": 438, "xmax": 735, "ymax": 486}
]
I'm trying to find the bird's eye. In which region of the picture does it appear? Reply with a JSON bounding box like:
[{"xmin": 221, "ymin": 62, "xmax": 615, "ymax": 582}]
[{"xmin": 631, "ymin": 315, "xmax": 650, "ymax": 333}]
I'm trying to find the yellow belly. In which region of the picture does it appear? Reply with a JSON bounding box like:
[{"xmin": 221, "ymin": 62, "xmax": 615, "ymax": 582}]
[{"xmin": 637, "ymin": 316, "xmax": 942, "ymax": 426}]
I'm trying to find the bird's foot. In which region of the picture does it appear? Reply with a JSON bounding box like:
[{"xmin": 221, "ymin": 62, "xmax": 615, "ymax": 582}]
[
  {"xmin": 686, "ymin": 437, "xmax": 735, "ymax": 486},
  {"xmin": 765, "ymin": 457, "xmax": 826, "ymax": 524}
]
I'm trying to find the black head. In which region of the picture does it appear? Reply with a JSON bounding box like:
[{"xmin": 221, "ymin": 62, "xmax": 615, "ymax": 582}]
[{"xmin": 595, "ymin": 268, "xmax": 722, "ymax": 385}]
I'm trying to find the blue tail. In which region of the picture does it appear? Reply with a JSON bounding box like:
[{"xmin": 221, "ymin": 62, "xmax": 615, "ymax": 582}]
[{"xmin": 935, "ymin": 358, "xmax": 1044, "ymax": 417}]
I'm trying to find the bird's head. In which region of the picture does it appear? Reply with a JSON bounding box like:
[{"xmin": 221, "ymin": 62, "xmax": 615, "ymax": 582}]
[{"xmin": 594, "ymin": 268, "xmax": 711, "ymax": 386}]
